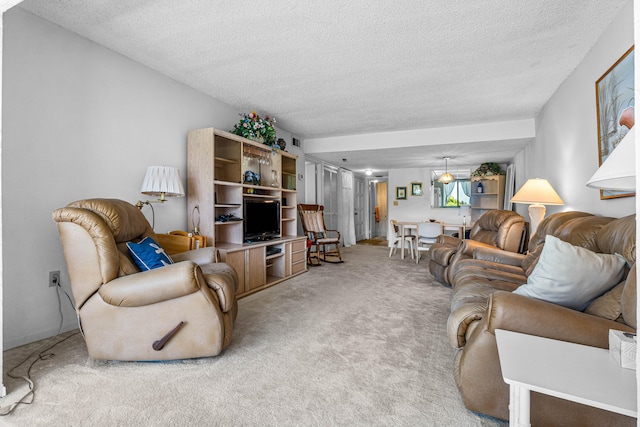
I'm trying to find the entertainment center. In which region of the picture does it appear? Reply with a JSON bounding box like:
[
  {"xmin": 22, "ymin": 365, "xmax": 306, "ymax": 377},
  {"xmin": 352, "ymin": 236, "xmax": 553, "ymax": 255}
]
[{"xmin": 187, "ymin": 128, "xmax": 307, "ymax": 298}]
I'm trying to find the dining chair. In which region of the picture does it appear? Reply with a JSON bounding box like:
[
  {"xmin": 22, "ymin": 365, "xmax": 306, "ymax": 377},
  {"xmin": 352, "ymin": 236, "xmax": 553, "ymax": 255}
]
[
  {"xmin": 416, "ymin": 222, "xmax": 443, "ymax": 263},
  {"xmin": 389, "ymin": 219, "xmax": 417, "ymax": 259}
]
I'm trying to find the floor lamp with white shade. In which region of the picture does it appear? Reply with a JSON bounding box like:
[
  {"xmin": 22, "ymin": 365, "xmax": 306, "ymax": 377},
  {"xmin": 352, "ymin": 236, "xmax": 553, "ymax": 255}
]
[{"xmin": 511, "ymin": 178, "xmax": 564, "ymax": 238}]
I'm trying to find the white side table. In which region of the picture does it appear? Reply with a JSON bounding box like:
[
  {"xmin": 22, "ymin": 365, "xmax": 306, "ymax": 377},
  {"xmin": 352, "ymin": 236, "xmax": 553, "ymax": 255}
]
[{"xmin": 495, "ymin": 329, "xmax": 637, "ymax": 427}]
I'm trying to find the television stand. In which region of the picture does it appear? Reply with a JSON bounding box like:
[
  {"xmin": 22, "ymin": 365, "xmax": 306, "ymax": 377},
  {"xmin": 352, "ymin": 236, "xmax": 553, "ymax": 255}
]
[{"xmin": 217, "ymin": 236, "xmax": 307, "ymax": 298}]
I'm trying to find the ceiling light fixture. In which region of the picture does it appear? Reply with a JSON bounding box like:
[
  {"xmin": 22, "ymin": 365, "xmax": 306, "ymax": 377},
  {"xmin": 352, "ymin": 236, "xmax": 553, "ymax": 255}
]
[
  {"xmin": 438, "ymin": 157, "xmax": 455, "ymax": 184},
  {"xmin": 365, "ymin": 169, "xmax": 373, "ymax": 176}
]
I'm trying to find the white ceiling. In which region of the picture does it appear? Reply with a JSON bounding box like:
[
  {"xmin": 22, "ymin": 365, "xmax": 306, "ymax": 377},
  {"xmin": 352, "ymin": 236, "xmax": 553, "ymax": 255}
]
[{"xmin": 18, "ymin": 0, "xmax": 629, "ymax": 174}]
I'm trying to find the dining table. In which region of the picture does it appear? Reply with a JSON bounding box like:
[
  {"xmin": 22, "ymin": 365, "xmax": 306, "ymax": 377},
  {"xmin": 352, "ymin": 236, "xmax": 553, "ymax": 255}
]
[{"xmin": 394, "ymin": 220, "xmax": 473, "ymax": 260}]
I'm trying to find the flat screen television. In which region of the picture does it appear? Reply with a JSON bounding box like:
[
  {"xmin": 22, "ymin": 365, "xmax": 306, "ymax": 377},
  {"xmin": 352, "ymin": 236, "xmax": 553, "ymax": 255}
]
[{"xmin": 243, "ymin": 199, "xmax": 281, "ymax": 241}]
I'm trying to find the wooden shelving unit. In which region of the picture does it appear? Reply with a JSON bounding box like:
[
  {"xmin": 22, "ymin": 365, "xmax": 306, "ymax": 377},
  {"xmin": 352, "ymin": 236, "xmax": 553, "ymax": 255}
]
[
  {"xmin": 187, "ymin": 127, "xmax": 306, "ymax": 298},
  {"xmin": 470, "ymin": 175, "xmax": 506, "ymax": 221}
]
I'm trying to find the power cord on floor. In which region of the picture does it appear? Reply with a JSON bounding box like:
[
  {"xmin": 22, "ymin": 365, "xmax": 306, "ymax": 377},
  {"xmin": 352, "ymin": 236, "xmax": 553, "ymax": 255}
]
[{"xmin": 0, "ymin": 278, "xmax": 79, "ymax": 416}]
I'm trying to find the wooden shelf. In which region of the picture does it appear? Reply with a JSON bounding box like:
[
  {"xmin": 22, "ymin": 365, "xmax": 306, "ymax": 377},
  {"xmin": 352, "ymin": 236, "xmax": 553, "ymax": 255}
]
[
  {"xmin": 215, "ymin": 220, "xmax": 243, "ymax": 225},
  {"xmin": 243, "ymin": 194, "xmax": 280, "ymax": 199},
  {"xmin": 188, "ymin": 127, "xmax": 305, "ymax": 299},
  {"xmin": 215, "ymin": 156, "xmax": 238, "ymax": 164},
  {"xmin": 214, "ymin": 180, "xmax": 243, "ymax": 186},
  {"xmin": 469, "ymin": 175, "xmax": 505, "ymax": 221}
]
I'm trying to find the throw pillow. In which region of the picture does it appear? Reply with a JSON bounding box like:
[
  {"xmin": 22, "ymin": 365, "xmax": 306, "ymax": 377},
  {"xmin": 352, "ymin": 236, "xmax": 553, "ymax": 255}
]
[
  {"xmin": 126, "ymin": 237, "xmax": 173, "ymax": 271},
  {"xmin": 513, "ymin": 235, "xmax": 626, "ymax": 311},
  {"xmin": 584, "ymin": 280, "xmax": 625, "ymax": 320}
]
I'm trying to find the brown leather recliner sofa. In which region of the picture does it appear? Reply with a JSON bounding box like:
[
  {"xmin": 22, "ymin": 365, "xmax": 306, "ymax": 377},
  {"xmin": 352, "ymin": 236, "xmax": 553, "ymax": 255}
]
[
  {"xmin": 53, "ymin": 198, "xmax": 238, "ymax": 361},
  {"xmin": 429, "ymin": 209, "xmax": 525, "ymax": 286},
  {"xmin": 448, "ymin": 211, "xmax": 636, "ymax": 426}
]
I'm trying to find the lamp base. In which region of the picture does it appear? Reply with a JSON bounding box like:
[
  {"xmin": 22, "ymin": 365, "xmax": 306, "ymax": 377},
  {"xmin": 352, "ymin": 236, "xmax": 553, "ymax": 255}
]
[{"xmin": 528, "ymin": 204, "xmax": 546, "ymax": 239}]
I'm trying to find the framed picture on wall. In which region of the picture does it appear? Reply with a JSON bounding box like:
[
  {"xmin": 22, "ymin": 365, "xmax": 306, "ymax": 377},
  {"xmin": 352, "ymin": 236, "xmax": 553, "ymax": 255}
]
[
  {"xmin": 595, "ymin": 46, "xmax": 635, "ymax": 200},
  {"xmin": 396, "ymin": 186, "xmax": 407, "ymax": 200},
  {"xmin": 411, "ymin": 182, "xmax": 423, "ymax": 196}
]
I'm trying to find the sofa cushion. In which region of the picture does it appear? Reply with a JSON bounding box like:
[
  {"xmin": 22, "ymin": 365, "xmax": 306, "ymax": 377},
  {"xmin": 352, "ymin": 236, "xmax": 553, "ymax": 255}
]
[
  {"xmin": 126, "ymin": 237, "xmax": 173, "ymax": 271},
  {"xmin": 513, "ymin": 235, "xmax": 626, "ymax": 311},
  {"xmin": 584, "ymin": 280, "xmax": 625, "ymax": 321}
]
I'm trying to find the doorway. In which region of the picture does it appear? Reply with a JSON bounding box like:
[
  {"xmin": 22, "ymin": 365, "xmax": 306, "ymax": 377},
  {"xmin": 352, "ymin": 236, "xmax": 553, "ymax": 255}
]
[
  {"xmin": 354, "ymin": 175, "xmax": 365, "ymax": 241},
  {"xmin": 367, "ymin": 180, "xmax": 388, "ymax": 242}
]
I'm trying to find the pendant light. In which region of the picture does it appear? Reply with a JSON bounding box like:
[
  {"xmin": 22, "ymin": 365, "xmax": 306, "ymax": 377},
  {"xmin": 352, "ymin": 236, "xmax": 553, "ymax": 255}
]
[{"xmin": 438, "ymin": 157, "xmax": 455, "ymax": 184}]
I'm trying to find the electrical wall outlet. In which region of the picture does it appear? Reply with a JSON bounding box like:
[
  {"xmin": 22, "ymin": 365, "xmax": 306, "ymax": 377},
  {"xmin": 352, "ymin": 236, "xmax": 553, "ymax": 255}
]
[{"xmin": 49, "ymin": 270, "xmax": 60, "ymax": 288}]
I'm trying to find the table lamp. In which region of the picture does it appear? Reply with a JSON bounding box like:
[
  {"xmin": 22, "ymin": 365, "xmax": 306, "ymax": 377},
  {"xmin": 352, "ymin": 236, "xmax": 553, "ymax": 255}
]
[
  {"xmin": 136, "ymin": 165, "xmax": 185, "ymax": 209},
  {"xmin": 511, "ymin": 178, "xmax": 564, "ymax": 237},
  {"xmin": 586, "ymin": 128, "xmax": 635, "ymax": 191}
]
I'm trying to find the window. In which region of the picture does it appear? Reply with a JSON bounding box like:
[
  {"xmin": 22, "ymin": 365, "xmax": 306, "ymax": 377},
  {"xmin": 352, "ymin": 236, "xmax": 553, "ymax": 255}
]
[{"xmin": 431, "ymin": 169, "xmax": 471, "ymax": 208}]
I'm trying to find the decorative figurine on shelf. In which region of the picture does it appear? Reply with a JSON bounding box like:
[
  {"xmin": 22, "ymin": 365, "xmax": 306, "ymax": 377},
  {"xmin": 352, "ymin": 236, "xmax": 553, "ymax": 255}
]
[
  {"xmin": 276, "ymin": 138, "xmax": 287, "ymax": 151},
  {"xmin": 244, "ymin": 170, "xmax": 260, "ymax": 186},
  {"xmin": 232, "ymin": 111, "xmax": 276, "ymax": 146}
]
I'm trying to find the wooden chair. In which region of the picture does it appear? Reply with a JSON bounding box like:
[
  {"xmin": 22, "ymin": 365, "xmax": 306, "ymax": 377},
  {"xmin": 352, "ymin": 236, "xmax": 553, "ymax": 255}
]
[
  {"xmin": 388, "ymin": 219, "xmax": 417, "ymax": 259},
  {"xmin": 297, "ymin": 204, "xmax": 343, "ymax": 265}
]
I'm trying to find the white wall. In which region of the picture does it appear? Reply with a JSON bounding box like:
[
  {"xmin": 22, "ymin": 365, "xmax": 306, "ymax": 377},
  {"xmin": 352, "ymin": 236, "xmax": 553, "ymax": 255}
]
[
  {"xmin": 2, "ymin": 8, "xmax": 301, "ymax": 349},
  {"xmin": 513, "ymin": 0, "xmax": 635, "ymax": 221},
  {"xmin": 387, "ymin": 167, "xmax": 477, "ymax": 240}
]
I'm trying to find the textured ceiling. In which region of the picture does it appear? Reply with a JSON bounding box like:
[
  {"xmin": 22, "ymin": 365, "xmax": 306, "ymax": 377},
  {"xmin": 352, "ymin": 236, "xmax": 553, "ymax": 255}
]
[{"xmin": 18, "ymin": 0, "xmax": 629, "ymax": 173}]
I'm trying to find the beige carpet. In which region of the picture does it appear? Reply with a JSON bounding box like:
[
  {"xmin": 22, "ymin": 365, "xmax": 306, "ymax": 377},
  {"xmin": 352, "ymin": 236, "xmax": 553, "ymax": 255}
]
[
  {"xmin": 357, "ymin": 236, "xmax": 389, "ymax": 246},
  {"xmin": 1, "ymin": 245, "xmax": 505, "ymax": 426}
]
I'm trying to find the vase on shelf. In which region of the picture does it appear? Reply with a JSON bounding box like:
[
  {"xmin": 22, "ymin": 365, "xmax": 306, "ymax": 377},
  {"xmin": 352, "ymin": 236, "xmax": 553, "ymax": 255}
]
[{"xmin": 271, "ymin": 170, "xmax": 279, "ymax": 188}]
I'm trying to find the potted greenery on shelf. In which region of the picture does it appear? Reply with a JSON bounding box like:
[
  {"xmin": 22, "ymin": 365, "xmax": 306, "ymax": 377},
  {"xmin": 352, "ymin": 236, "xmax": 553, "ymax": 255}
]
[
  {"xmin": 471, "ymin": 162, "xmax": 505, "ymax": 181},
  {"xmin": 232, "ymin": 111, "xmax": 277, "ymax": 147}
]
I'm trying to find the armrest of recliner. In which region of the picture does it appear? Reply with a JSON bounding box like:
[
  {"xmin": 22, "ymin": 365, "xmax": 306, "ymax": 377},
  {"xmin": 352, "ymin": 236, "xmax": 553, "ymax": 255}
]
[
  {"xmin": 458, "ymin": 239, "xmax": 495, "ymax": 257},
  {"xmin": 430, "ymin": 244, "xmax": 458, "ymax": 266},
  {"xmin": 473, "ymin": 246, "xmax": 526, "ymax": 266},
  {"xmin": 200, "ymin": 262, "xmax": 238, "ymax": 313},
  {"xmin": 171, "ymin": 246, "xmax": 219, "ymax": 264},
  {"xmin": 483, "ymin": 291, "xmax": 634, "ymax": 349},
  {"xmin": 99, "ymin": 262, "xmax": 211, "ymax": 308},
  {"xmin": 436, "ymin": 234, "xmax": 460, "ymax": 246}
]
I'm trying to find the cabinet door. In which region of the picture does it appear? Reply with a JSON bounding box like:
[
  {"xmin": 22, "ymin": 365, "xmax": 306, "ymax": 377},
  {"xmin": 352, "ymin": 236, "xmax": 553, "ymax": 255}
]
[
  {"xmin": 246, "ymin": 247, "xmax": 266, "ymax": 291},
  {"xmin": 223, "ymin": 251, "xmax": 246, "ymax": 295}
]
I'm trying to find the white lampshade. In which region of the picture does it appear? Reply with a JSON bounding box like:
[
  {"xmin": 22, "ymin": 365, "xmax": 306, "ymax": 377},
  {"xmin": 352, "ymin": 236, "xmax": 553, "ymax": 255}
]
[
  {"xmin": 140, "ymin": 166, "xmax": 185, "ymax": 201},
  {"xmin": 586, "ymin": 128, "xmax": 635, "ymax": 191},
  {"xmin": 510, "ymin": 179, "xmax": 564, "ymax": 206}
]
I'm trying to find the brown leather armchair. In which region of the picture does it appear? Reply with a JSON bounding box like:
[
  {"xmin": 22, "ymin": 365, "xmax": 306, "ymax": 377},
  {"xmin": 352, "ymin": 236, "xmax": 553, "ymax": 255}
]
[
  {"xmin": 53, "ymin": 198, "xmax": 238, "ymax": 361},
  {"xmin": 428, "ymin": 210, "xmax": 525, "ymax": 286}
]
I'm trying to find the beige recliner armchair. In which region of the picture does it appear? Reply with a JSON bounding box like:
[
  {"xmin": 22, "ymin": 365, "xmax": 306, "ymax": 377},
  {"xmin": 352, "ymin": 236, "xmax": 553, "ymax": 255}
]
[
  {"xmin": 53, "ymin": 198, "xmax": 238, "ymax": 361},
  {"xmin": 428, "ymin": 210, "xmax": 525, "ymax": 286}
]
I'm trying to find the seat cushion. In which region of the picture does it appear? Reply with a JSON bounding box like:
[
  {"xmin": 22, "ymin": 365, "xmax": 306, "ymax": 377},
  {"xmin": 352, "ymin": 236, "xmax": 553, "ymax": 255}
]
[
  {"xmin": 126, "ymin": 237, "xmax": 174, "ymax": 271},
  {"xmin": 513, "ymin": 235, "xmax": 626, "ymax": 311}
]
